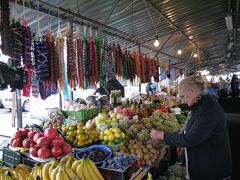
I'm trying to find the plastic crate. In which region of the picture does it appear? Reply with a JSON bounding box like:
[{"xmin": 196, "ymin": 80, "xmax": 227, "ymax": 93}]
[
  {"xmin": 2, "ymin": 147, "xmax": 23, "ymax": 168},
  {"xmin": 65, "ymin": 106, "xmax": 100, "ymax": 122}
]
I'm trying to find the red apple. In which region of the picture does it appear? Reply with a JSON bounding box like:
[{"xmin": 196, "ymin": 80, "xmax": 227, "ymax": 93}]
[
  {"xmin": 22, "ymin": 128, "xmax": 30, "ymax": 137},
  {"xmin": 62, "ymin": 143, "xmax": 72, "ymax": 154},
  {"xmin": 11, "ymin": 138, "xmax": 22, "ymax": 147},
  {"xmin": 52, "ymin": 136, "xmax": 65, "ymax": 146}
]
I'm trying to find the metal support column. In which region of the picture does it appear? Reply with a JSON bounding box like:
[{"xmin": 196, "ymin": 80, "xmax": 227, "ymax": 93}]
[{"xmin": 16, "ymin": 89, "xmax": 22, "ymax": 128}]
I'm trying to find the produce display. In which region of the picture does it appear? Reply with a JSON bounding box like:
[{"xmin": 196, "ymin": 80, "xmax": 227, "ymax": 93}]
[
  {"xmin": 61, "ymin": 123, "xmax": 100, "ymax": 146},
  {"xmin": 160, "ymin": 163, "xmax": 186, "ymax": 180},
  {"xmin": 100, "ymin": 154, "xmax": 137, "ymax": 171},
  {"xmin": 118, "ymin": 140, "xmax": 159, "ymax": 166}
]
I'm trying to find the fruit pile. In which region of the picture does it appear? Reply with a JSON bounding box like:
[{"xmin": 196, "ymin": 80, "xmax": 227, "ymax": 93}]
[
  {"xmin": 0, "ymin": 164, "xmax": 33, "ymax": 180},
  {"xmin": 61, "ymin": 124, "xmax": 100, "ymax": 146},
  {"xmin": 15, "ymin": 127, "xmax": 72, "ymax": 159},
  {"xmin": 118, "ymin": 140, "xmax": 160, "ymax": 166},
  {"xmin": 77, "ymin": 148, "xmax": 110, "ymax": 163},
  {"xmin": 100, "ymin": 154, "xmax": 137, "ymax": 171},
  {"xmin": 99, "ymin": 128, "xmax": 127, "ymax": 145}
]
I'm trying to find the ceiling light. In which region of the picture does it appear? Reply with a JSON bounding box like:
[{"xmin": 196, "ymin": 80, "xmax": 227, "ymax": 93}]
[
  {"xmin": 193, "ymin": 53, "xmax": 198, "ymax": 58},
  {"xmin": 227, "ymin": 52, "xmax": 231, "ymax": 58},
  {"xmin": 177, "ymin": 48, "xmax": 182, "ymax": 55},
  {"xmin": 189, "ymin": 36, "xmax": 193, "ymax": 39},
  {"xmin": 154, "ymin": 35, "xmax": 159, "ymax": 47},
  {"xmin": 225, "ymin": 15, "xmax": 233, "ymax": 31},
  {"xmin": 228, "ymin": 42, "xmax": 233, "ymax": 50}
]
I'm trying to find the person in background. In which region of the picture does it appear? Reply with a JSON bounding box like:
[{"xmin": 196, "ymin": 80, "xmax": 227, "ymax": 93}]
[
  {"xmin": 150, "ymin": 75, "xmax": 232, "ymax": 180},
  {"xmin": 231, "ymin": 74, "xmax": 239, "ymax": 99},
  {"xmin": 218, "ymin": 77, "xmax": 227, "ymax": 100},
  {"xmin": 204, "ymin": 82, "xmax": 218, "ymax": 98},
  {"xmin": 161, "ymin": 73, "xmax": 173, "ymax": 87},
  {"xmin": 146, "ymin": 82, "xmax": 156, "ymax": 95}
]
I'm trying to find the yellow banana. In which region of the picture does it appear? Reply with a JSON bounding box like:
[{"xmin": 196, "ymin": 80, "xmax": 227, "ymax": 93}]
[
  {"xmin": 30, "ymin": 166, "xmax": 37, "ymax": 178},
  {"xmin": 64, "ymin": 165, "xmax": 79, "ymax": 180},
  {"xmin": 60, "ymin": 155, "xmax": 70, "ymax": 164},
  {"xmin": 16, "ymin": 164, "xmax": 30, "ymax": 175},
  {"xmin": 42, "ymin": 161, "xmax": 52, "ymax": 180},
  {"xmin": 86, "ymin": 158, "xmax": 104, "ymax": 180},
  {"xmin": 83, "ymin": 159, "xmax": 95, "ymax": 180},
  {"xmin": 48, "ymin": 160, "xmax": 59, "ymax": 176},
  {"xmin": 61, "ymin": 166, "xmax": 70, "ymax": 180},
  {"xmin": 76, "ymin": 160, "xmax": 85, "ymax": 180},
  {"xmin": 65, "ymin": 157, "xmax": 72, "ymax": 168},
  {"xmin": 50, "ymin": 165, "xmax": 60, "ymax": 180},
  {"xmin": 26, "ymin": 175, "xmax": 34, "ymax": 180},
  {"xmin": 56, "ymin": 167, "xmax": 63, "ymax": 180},
  {"xmin": 72, "ymin": 160, "xmax": 82, "ymax": 173},
  {"xmin": 14, "ymin": 168, "xmax": 26, "ymax": 180}
]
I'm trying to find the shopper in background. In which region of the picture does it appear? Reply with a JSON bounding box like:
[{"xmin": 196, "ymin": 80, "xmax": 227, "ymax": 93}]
[
  {"xmin": 218, "ymin": 77, "xmax": 227, "ymax": 99},
  {"xmin": 146, "ymin": 82, "xmax": 156, "ymax": 95},
  {"xmin": 150, "ymin": 75, "xmax": 232, "ymax": 180},
  {"xmin": 161, "ymin": 73, "xmax": 173, "ymax": 87},
  {"xmin": 231, "ymin": 74, "xmax": 239, "ymax": 99}
]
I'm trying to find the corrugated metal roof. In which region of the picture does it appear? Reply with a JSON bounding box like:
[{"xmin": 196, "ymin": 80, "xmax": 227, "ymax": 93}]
[{"xmin": 8, "ymin": 0, "xmax": 240, "ymax": 73}]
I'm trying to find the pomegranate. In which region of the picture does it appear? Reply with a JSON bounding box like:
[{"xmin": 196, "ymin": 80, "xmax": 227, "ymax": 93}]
[
  {"xmin": 22, "ymin": 128, "xmax": 30, "ymax": 137},
  {"xmin": 30, "ymin": 146, "xmax": 40, "ymax": 157},
  {"xmin": 52, "ymin": 136, "xmax": 65, "ymax": 146},
  {"xmin": 37, "ymin": 147, "xmax": 51, "ymax": 159},
  {"xmin": 62, "ymin": 143, "xmax": 72, "ymax": 154},
  {"xmin": 13, "ymin": 128, "xmax": 24, "ymax": 139},
  {"xmin": 44, "ymin": 127, "xmax": 58, "ymax": 141},
  {"xmin": 36, "ymin": 137, "xmax": 50, "ymax": 147},
  {"xmin": 28, "ymin": 130, "xmax": 38, "ymax": 139},
  {"xmin": 33, "ymin": 133, "xmax": 44, "ymax": 143},
  {"xmin": 51, "ymin": 145, "xmax": 63, "ymax": 157},
  {"xmin": 22, "ymin": 138, "xmax": 35, "ymax": 148},
  {"xmin": 11, "ymin": 138, "xmax": 22, "ymax": 147}
]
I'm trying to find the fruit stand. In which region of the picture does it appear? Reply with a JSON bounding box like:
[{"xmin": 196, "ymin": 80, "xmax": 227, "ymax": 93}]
[{"xmin": 0, "ymin": 93, "xmax": 187, "ymax": 179}]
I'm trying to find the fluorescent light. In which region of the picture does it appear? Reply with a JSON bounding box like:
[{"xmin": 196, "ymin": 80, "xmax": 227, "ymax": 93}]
[
  {"xmin": 228, "ymin": 42, "xmax": 233, "ymax": 50},
  {"xmin": 227, "ymin": 52, "xmax": 231, "ymax": 58},
  {"xmin": 225, "ymin": 15, "xmax": 233, "ymax": 31}
]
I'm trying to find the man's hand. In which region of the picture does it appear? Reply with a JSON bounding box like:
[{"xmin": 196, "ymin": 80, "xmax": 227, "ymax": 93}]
[{"xmin": 150, "ymin": 129, "xmax": 164, "ymax": 140}]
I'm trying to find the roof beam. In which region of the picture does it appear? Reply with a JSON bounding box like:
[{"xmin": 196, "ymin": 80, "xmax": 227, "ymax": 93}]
[{"xmin": 144, "ymin": 0, "xmax": 208, "ymax": 58}]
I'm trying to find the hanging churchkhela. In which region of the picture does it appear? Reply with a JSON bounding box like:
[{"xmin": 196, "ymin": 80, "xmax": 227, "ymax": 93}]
[
  {"xmin": 112, "ymin": 42, "xmax": 123, "ymax": 79},
  {"xmin": 46, "ymin": 28, "xmax": 58, "ymax": 94},
  {"xmin": 83, "ymin": 31, "xmax": 90, "ymax": 88},
  {"xmin": 95, "ymin": 34, "xmax": 103, "ymax": 84},
  {"xmin": 133, "ymin": 48, "xmax": 141, "ymax": 81},
  {"xmin": 66, "ymin": 24, "xmax": 77, "ymax": 88},
  {"xmin": 75, "ymin": 29, "xmax": 84, "ymax": 88},
  {"xmin": 88, "ymin": 33, "xmax": 98, "ymax": 86},
  {"xmin": 55, "ymin": 31, "xmax": 65, "ymax": 91},
  {"xmin": 121, "ymin": 49, "xmax": 128, "ymax": 81}
]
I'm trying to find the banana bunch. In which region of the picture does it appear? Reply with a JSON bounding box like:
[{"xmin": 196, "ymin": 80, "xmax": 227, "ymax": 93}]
[
  {"xmin": 30, "ymin": 164, "xmax": 43, "ymax": 179},
  {"xmin": 74, "ymin": 158, "xmax": 104, "ymax": 180},
  {"xmin": 60, "ymin": 154, "xmax": 76, "ymax": 168},
  {"xmin": 0, "ymin": 167, "xmax": 34, "ymax": 180}
]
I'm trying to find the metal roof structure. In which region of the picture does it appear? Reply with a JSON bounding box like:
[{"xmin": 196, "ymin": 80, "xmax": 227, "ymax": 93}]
[{"xmin": 9, "ymin": 0, "xmax": 240, "ymax": 74}]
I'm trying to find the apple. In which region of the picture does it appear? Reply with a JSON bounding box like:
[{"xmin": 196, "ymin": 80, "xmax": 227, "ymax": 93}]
[
  {"xmin": 114, "ymin": 107, "xmax": 122, "ymax": 113},
  {"xmin": 110, "ymin": 113, "xmax": 117, "ymax": 119},
  {"xmin": 11, "ymin": 138, "xmax": 22, "ymax": 147},
  {"xmin": 108, "ymin": 110, "xmax": 114, "ymax": 116},
  {"xmin": 106, "ymin": 118, "xmax": 112, "ymax": 124},
  {"xmin": 116, "ymin": 113, "xmax": 123, "ymax": 119},
  {"xmin": 37, "ymin": 137, "xmax": 51, "ymax": 147},
  {"xmin": 111, "ymin": 118, "xmax": 118, "ymax": 124}
]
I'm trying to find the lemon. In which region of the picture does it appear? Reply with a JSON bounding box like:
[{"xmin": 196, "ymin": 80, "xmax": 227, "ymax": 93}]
[
  {"xmin": 78, "ymin": 134, "xmax": 86, "ymax": 141},
  {"xmin": 69, "ymin": 125, "xmax": 76, "ymax": 131},
  {"xmin": 121, "ymin": 132, "xmax": 126, "ymax": 138},
  {"xmin": 88, "ymin": 139, "xmax": 93, "ymax": 144},
  {"xmin": 108, "ymin": 141, "xmax": 115, "ymax": 145},
  {"xmin": 108, "ymin": 134, "xmax": 115, "ymax": 142},
  {"xmin": 66, "ymin": 135, "xmax": 73, "ymax": 143},
  {"xmin": 114, "ymin": 132, "xmax": 121, "ymax": 138},
  {"xmin": 103, "ymin": 136, "xmax": 108, "ymax": 142},
  {"xmin": 77, "ymin": 141, "xmax": 84, "ymax": 146},
  {"xmin": 73, "ymin": 139, "xmax": 78, "ymax": 145},
  {"xmin": 99, "ymin": 134, "xmax": 104, "ymax": 140},
  {"xmin": 112, "ymin": 128, "xmax": 121, "ymax": 133}
]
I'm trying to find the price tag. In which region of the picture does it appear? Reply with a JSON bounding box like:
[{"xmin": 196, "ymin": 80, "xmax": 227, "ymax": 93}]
[
  {"xmin": 111, "ymin": 123, "xmax": 119, "ymax": 128},
  {"xmin": 99, "ymin": 123, "xmax": 107, "ymax": 131},
  {"xmin": 132, "ymin": 115, "xmax": 138, "ymax": 121}
]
